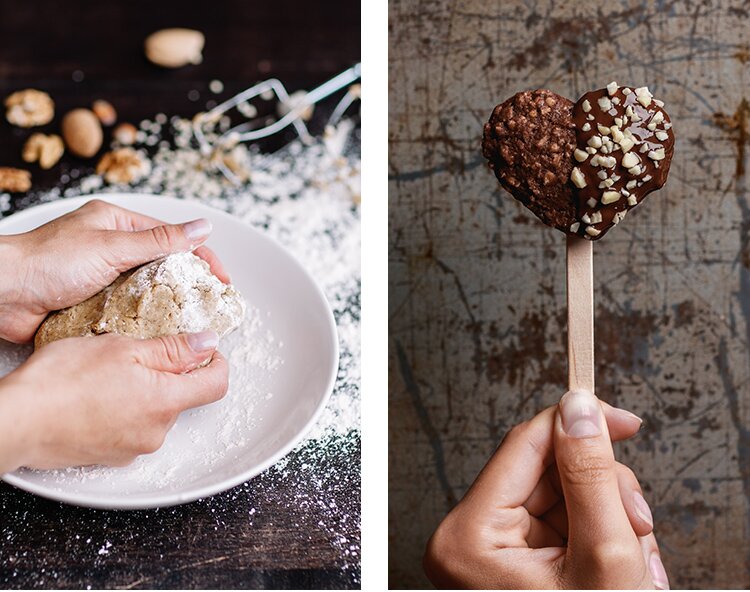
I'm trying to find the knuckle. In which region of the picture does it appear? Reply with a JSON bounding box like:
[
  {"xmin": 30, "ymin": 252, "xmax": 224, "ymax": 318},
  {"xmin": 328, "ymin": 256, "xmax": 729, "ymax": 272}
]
[
  {"xmin": 616, "ymin": 462, "xmax": 637, "ymax": 484},
  {"xmin": 140, "ymin": 431, "xmax": 166, "ymax": 454},
  {"xmin": 157, "ymin": 335, "xmax": 187, "ymax": 367},
  {"xmin": 502, "ymin": 421, "xmax": 530, "ymax": 446},
  {"xmin": 589, "ymin": 541, "xmax": 642, "ymax": 574},
  {"xmin": 149, "ymin": 224, "xmax": 178, "ymax": 254},
  {"xmin": 561, "ymin": 448, "xmax": 614, "ymax": 486},
  {"xmin": 424, "ymin": 516, "xmax": 459, "ymax": 580},
  {"xmin": 83, "ymin": 198, "xmax": 106, "ymax": 212}
]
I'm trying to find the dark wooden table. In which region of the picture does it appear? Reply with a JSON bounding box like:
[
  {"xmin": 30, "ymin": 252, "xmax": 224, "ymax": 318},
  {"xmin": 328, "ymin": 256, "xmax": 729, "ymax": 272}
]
[{"xmin": 0, "ymin": 1, "xmax": 360, "ymax": 588}]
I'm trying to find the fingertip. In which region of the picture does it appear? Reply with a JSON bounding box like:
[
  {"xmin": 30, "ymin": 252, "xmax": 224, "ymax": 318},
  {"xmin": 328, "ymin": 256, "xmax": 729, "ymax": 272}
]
[
  {"xmin": 187, "ymin": 330, "xmax": 219, "ymax": 353},
  {"xmin": 183, "ymin": 219, "xmax": 212, "ymax": 244},
  {"xmin": 602, "ymin": 401, "xmax": 643, "ymax": 441},
  {"xmin": 558, "ymin": 389, "xmax": 602, "ymax": 439},
  {"xmin": 193, "ymin": 246, "xmax": 232, "ymax": 283}
]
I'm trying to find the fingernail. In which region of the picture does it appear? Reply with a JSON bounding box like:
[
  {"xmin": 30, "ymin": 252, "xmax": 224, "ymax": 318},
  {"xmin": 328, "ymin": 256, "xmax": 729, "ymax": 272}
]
[
  {"xmin": 649, "ymin": 552, "xmax": 669, "ymax": 590},
  {"xmin": 183, "ymin": 219, "xmax": 212, "ymax": 241},
  {"xmin": 614, "ymin": 407, "xmax": 643, "ymax": 424},
  {"xmin": 187, "ymin": 330, "xmax": 219, "ymax": 352},
  {"xmin": 633, "ymin": 491, "xmax": 653, "ymax": 527},
  {"xmin": 559, "ymin": 389, "xmax": 601, "ymax": 438}
]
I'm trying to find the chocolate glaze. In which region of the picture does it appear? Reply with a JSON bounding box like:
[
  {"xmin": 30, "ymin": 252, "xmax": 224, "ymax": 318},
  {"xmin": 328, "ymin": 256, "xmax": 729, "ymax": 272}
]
[{"xmin": 569, "ymin": 84, "xmax": 675, "ymax": 240}]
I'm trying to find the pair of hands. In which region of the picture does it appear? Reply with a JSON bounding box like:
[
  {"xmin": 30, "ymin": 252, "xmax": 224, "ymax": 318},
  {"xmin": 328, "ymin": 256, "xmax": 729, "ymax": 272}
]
[
  {"xmin": 0, "ymin": 199, "xmax": 231, "ymax": 474},
  {"xmin": 424, "ymin": 389, "xmax": 669, "ymax": 590}
]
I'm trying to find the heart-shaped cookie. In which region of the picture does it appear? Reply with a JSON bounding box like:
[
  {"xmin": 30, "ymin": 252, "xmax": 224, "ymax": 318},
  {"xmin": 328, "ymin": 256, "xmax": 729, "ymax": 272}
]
[{"xmin": 482, "ymin": 83, "xmax": 674, "ymax": 240}]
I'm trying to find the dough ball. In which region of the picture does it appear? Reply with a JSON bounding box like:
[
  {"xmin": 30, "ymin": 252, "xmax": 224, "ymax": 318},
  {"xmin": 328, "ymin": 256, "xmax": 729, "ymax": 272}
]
[{"xmin": 35, "ymin": 252, "xmax": 245, "ymax": 350}]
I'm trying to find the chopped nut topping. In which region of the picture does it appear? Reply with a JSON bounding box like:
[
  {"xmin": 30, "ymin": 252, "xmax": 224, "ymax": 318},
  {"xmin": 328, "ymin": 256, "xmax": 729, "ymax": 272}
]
[
  {"xmin": 602, "ymin": 190, "xmax": 621, "ymax": 204},
  {"xmin": 585, "ymin": 226, "xmax": 601, "ymax": 237},
  {"xmin": 570, "ymin": 222, "xmax": 580, "ymax": 233},
  {"xmin": 635, "ymin": 86, "xmax": 652, "ymax": 107},
  {"xmin": 628, "ymin": 164, "xmax": 643, "ymax": 176},
  {"xmin": 622, "ymin": 152, "xmax": 640, "ymax": 169},
  {"xmin": 627, "ymin": 195, "xmax": 638, "ymax": 206},
  {"xmin": 587, "ymin": 135, "xmax": 602, "ymax": 149},
  {"xmin": 619, "ymin": 137, "xmax": 635, "ymax": 152},
  {"xmin": 597, "ymin": 124, "xmax": 611, "ymax": 135},
  {"xmin": 655, "ymin": 131, "xmax": 669, "ymax": 141},
  {"xmin": 571, "ymin": 166, "xmax": 587, "ymax": 188},
  {"xmin": 574, "ymin": 148, "xmax": 589, "ymax": 162},
  {"xmin": 606, "ymin": 81, "xmax": 619, "ymax": 95},
  {"xmin": 597, "ymin": 96, "xmax": 612, "ymax": 111},
  {"xmin": 581, "ymin": 122, "xmax": 591, "ymax": 132},
  {"xmin": 582, "ymin": 99, "xmax": 591, "ymax": 112},
  {"xmin": 647, "ymin": 148, "xmax": 665, "ymax": 161}
]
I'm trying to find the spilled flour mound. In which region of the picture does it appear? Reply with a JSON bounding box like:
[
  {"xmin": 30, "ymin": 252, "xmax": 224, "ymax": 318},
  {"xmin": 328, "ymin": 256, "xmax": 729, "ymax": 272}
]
[{"xmin": 34, "ymin": 252, "xmax": 246, "ymax": 349}]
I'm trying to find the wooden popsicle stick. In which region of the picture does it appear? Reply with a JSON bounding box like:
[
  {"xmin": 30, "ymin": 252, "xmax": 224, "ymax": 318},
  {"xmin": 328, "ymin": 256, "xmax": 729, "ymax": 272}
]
[{"xmin": 566, "ymin": 235, "xmax": 594, "ymax": 393}]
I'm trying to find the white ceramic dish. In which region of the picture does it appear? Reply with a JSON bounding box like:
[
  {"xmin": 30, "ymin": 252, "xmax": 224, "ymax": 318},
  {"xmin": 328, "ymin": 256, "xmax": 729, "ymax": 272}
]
[{"xmin": 0, "ymin": 194, "xmax": 338, "ymax": 509}]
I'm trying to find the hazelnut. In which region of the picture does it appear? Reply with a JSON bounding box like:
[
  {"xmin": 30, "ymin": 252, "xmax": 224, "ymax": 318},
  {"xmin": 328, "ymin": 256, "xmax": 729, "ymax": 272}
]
[
  {"xmin": 145, "ymin": 28, "xmax": 204, "ymax": 68},
  {"xmin": 113, "ymin": 122, "xmax": 138, "ymax": 146},
  {"xmin": 92, "ymin": 100, "xmax": 117, "ymax": 126},
  {"xmin": 62, "ymin": 109, "xmax": 103, "ymax": 158}
]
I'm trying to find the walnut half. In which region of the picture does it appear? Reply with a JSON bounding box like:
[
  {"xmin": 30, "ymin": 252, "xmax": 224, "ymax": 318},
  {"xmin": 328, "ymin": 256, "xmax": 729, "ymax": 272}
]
[
  {"xmin": 96, "ymin": 148, "xmax": 151, "ymax": 184},
  {"xmin": 22, "ymin": 133, "xmax": 64, "ymax": 169},
  {"xmin": 4, "ymin": 89, "xmax": 54, "ymax": 127},
  {"xmin": 0, "ymin": 167, "xmax": 31, "ymax": 193}
]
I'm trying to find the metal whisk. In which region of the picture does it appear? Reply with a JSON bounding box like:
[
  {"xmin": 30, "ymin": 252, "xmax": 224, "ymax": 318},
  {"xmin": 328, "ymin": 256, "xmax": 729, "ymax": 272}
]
[{"xmin": 192, "ymin": 63, "xmax": 361, "ymax": 183}]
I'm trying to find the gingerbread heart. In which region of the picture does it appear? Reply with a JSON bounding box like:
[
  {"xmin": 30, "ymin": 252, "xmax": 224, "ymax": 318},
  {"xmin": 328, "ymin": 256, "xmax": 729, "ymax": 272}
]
[{"xmin": 482, "ymin": 83, "xmax": 674, "ymax": 240}]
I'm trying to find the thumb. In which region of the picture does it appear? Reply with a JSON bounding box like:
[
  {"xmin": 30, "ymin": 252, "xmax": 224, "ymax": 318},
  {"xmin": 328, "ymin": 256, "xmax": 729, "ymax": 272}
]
[
  {"xmin": 106, "ymin": 218, "xmax": 212, "ymax": 270},
  {"xmin": 554, "ymin": 389, "xmax": 644, "ymax": 584},
  {"xmin": 132, "ymin": 331, "xmax": 219, "ymax": 374}
]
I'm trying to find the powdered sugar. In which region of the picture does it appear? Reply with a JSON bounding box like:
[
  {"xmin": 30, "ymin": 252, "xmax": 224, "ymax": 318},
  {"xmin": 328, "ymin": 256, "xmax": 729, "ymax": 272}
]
[{"xmin": 10, "ymin": 305, "xmax": 283, "ymax": 491}]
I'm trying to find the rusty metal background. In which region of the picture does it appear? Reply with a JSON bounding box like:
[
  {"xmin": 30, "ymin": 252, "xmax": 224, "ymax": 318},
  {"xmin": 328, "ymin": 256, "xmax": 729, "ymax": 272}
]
[{"xmin": 388, "ymin": 0, "xmax": 750, "ymax": 588}]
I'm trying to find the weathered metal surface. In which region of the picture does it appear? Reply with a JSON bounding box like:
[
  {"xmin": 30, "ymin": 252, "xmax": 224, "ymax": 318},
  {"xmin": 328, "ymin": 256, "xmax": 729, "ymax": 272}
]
[{"xmin": 388, "ymin": 0, "xmax": 750, "ymax": 588}]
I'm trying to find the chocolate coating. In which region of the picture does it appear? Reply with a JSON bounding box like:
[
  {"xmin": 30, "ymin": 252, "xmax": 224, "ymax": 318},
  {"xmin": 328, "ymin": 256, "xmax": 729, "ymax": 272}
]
[
  {"xmin": 482, "ymin": 90, "xmax": 577, "ymax": 232},
  {"xmin": 570, "ymin": 85, "xmax": 675, "ymax": 239}
]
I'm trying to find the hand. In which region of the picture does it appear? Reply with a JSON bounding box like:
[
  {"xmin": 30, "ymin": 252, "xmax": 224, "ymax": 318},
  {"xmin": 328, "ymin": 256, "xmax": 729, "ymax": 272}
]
[
  {"xmin": 0, "ymin": 330, "xmax": 228, "ymax": 473},
  {"xmin": 0, "ymin": 199, "xmax": 231, "ymax": 343},
  {"xmin": 423, "ymin": 389, "xmax": 669, "ymax": 590}
]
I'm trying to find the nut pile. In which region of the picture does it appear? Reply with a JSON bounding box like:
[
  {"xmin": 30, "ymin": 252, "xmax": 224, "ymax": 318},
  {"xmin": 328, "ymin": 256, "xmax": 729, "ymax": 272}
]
[{"xmin": 569, "ymin": 82, "xmax": 675, "ymax": 239}]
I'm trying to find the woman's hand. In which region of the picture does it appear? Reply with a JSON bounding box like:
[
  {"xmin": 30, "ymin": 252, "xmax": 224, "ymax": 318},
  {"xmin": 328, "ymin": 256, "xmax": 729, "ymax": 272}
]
[
  {"xmin": 423, "ymin": 389, "xmax": 669, "ymax": 590},
  {"xmin": 0, "ymin": 330, "xmax": 228, "ymax": 473},
  {"xmin": 0, "ymin": 199, "xmax": 230, "ymax": 343}
]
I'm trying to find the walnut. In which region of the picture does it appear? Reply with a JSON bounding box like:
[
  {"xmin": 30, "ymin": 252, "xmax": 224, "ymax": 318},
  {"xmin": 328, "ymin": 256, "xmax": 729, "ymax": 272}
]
[
  {"xmin": 96, "ymin": 148, "xmax": 151, "ymax": 184},
  {"xmin": 22, "ymin": 133, "xmax": 64, "ymax": 169},
  {"xmin": 4, "ymin": 89, "xmax": 54, "ymax": 127},
  {"xmin": 0, "ymin": 167, "xmax": 31, "ymax": 192}
]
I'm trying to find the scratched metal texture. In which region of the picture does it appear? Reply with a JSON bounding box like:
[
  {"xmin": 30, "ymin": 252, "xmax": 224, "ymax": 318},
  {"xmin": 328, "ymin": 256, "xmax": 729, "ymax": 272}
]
[{"xmin": 388, "ymin": 0, "xmax": 750, "ymax": 588}]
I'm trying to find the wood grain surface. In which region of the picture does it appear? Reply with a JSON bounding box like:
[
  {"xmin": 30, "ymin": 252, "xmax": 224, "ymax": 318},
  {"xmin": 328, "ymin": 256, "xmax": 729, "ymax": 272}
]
[
  {"xmin": 389, "ymin": 0, "xmax": 750, "ymax": 588},
  {"xmin": 0, "ymin": 1, "xmax": 360, "ymax": 589}
]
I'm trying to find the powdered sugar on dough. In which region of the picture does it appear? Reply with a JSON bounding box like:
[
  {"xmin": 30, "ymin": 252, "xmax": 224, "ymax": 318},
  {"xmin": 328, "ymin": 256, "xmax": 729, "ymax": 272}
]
[{"xmin": 9, "ymin": 305, "xmax": 283, "ymax": 492}]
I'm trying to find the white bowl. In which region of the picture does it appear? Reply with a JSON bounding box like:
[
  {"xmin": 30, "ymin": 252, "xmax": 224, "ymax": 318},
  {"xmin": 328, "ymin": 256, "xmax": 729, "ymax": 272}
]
[{"xmin": 0, "ymin": 194, "xmax": 339, "ymax": 509}]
